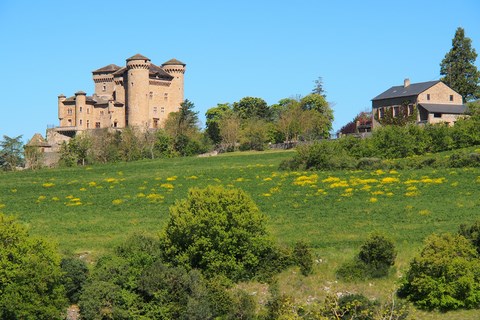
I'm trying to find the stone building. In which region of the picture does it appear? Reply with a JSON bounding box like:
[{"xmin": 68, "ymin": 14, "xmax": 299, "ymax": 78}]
[
  {"xmin": 50, "ymin": 53, "xmax": 185, "ymax": 145},
  {"xmin": 372, "ymin": 79, "xmax": 466, "ymax": 128}
]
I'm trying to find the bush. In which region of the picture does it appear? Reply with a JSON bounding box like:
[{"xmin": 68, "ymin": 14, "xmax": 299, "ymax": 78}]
[
  {"xmin": 459, "ymin": 220, "xmax": 480, "ymax": 254},
  {"xmin": 0, "ymin": 214, "xmax": 67, "ymax": 319},
  {"xmin": 160, "ymin": 185, "xmax": 278, "ymax": 281},
  {"xmin": 356, "ymin": 157, "xmax": 383, "ymax": 170},
  {"xmin": 337, "ymin": 234, "xmax": 396, "ymax": 281},
  {"xmin": 398, "ymin": 233, "xmax": 480, "ymax": 311},
  {"xmin": 286, "ymin": 141, "xmax": 355, "ymax": 171},
  {"xmin": 293, "ymin": 241, "xmax": 313, "ymax": 276},
  {"xmin": 61, "ymin": 256, "xmax": 89, "ymax": 304}
]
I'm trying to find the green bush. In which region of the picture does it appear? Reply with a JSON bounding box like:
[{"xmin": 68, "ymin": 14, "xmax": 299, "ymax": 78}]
[
  {"xmin": 459, "ymin": 220, "xmax": 480, "ymax": 254},
  {"xmin": 356, "ymin": 157, "xmax": 383, "ymax": 170},
  {"xmin": 60, "ymin": 256, "xmax": 89, "ymax": 304},
  {"xmin": 160, "ymin": 185, "xmax": 278, "ymax": 281},
  {"xmin": 0, "ymin": 214, "xmax": 67, "ymax": 319},
  {"xmin": 293, "ymin": 241, "xmax": 313, "ymax": 276},
  {"xmin": 398, "ymin": 233, "xmax": 480, "ymax": 311},
  {"xmin": 285, "ymin": 141, "xmax": 355, "ymax": 171}
]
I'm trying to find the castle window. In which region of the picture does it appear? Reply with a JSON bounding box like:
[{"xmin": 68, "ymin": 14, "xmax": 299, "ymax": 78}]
[
  {"xmin": 153, "ymin": 118, "xmax": 159, "ymax": 128},
  {"xmin": 164, "ymin": 93, "xmax": 168, "ymax": 101},
  {"xmin": 450, "ymin": 95, "xmax": 454, "ymax": 101},
  {"xmin": 153, "ymin": 106, "xmax": 158, "ymax": 113},
  {"xmin": 100, "ymin": 110, "xmax": 104, "ymax": 116},
  {"xmin": 79, "ymin": 119, "xmax": 83, "ymax": 126},
  {"xmin": 427, "ymin": 94, "xmax": 430, "ymax": 101},
  {"xmin": 114, "ymin": 121, "xmax": 118, "ymax": 128},
  {"xmin": 149, "ymin": 92, "xmax": 153, "ymax": 99},
  {"xmin": 67, "ymin": 108, "xmax": 72, "ymax": 115},
  {"xmin": 79, "ymin": 107, "xmax": 83, "ymax": 112},
  {"xmin": 102, "ymin": 85, "xmax": 106, "ymax": 92},
  {"xmin": 87, "ymin": 108, "xmax": 90, "ymax": 114},
  {"xmin": 68, "ymin": 119, "xmax": 72, "ymax": 125},
  {"xmin": 95, "ymin": 122, "xmax": 101, "ymax": 128},
  {"xmin": 86, "ymin": 120, "xmax": 90, "ymax": 128},
  {"xmin": 161, "ymin": 107, "xmax": 165, "ymax": 113}
]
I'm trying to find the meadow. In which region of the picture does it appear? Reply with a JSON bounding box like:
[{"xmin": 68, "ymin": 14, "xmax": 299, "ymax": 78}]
[{"xmin": 1, "ymin": 149, "xmax": 480, "ymax": 318}]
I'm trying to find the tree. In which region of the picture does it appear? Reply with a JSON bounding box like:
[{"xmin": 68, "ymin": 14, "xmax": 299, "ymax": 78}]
[
  {"xmin": 239, "ymin": 118, "xmax": 270, "ymax": 151},
  {"xmin": 398, "ymin": 233, "xmax": 480, "ymax": 311},
  {"xmin": 218, "ymin": 111, "xmax": 241, "ymax": 152},
  {"xmin": 160, "ymin": 186, "xmax": 274, "ymax": 281},
  {"xmin": 440, "ymin": 27, "xmax": 480, "ymax": 102},
  {"xmin": 358, "ymin": 233, "xmax": 396, "ymax": 273},
  {"xmin": 299, "ymin": 94, "xmax": 334, "ymax": 139},
  {"xmin": 233, "ymin": 96, "xmax": 271, "ymax": 121},
  {"xmin": 61, "ymin": 257, "xmax": 89, "ymax": 304},
  {"xmin": 312, "ymin": 76, "xmax": 327, "ymax": 98},
  {"xmin": 275, "ymin": 99, "xmax": 303, "ymax": 143},
  {"xmin": 205, "ymin": 103, "xmax": 231, "ymax": 144},
  {"xmin": 0, "ymin": 214, "xmax": 67, "ymax": 318},
  {"xmin": 0, "ymin": 135, "xmax": 24, "ymax": 171}
]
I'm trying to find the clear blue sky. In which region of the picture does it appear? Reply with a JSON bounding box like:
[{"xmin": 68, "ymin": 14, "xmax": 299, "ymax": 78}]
[{"xmin": 1, "ymin": 0, "xmax": 479, "ymax": 143}]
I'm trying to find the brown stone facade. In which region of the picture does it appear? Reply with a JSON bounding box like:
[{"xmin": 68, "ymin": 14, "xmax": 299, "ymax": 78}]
[
  {"xmin": 372, "ymin": 79, "xmax": 466, "ymax": 129},
  {"xmin": 56, "ymin": 54, "xmax": 185, "ymax": 135}
]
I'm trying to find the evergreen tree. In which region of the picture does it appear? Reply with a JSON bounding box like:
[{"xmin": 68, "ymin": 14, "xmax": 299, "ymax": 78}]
[{"xmin": 440, "ymin": 27, "xmax": 480, "ymax": 102}]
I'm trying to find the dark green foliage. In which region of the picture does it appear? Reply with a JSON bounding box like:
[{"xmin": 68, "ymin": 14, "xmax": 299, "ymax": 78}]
[
  {"xmin": 337, "ymin": 234, "xmax": 396, "ymax": 281},
  {"xmin": 440, "ymin": 27, "xmax": 480, "ymax": 102},
  {"xmin": 284, "ymin": 141, "xmax": 355, "ymax": 171},
  {"xmin": 293, "ymin": 241, "xmax": 313, "ymax": 276},
  {"xmin": 233, "ymin": 96, "xmax": 271, "ymax": 120},
  {"xmin": 336, "ymin": 294, "xmax": 378, "ymax": 320},
  {"xmin": 0, "ymin": 214, "xmax": 67, "ymax": 319},
  {"xmin": 228, "ymin": 289, "xmax": 257, "ymax": 320},
  {"xmin": 459, "ymin": 220, "xmax": 480, "ymax": 254},
  {"xmin": 160, "ymin": 185, "xmax": 277, "ymax": 281},
  {"xmin": 356, "ymin": 157, "xmax": 382, "ymax": 170},
  {"xmin": 205, "ymin": 103, "xmax": 232, "ymax": 144},
  {"xmin": 0, "ymin": 135, "xmax": 24, "ymax": 171},
  {"xmin": 374, "ymin": 102, "xmax": 418, "ymax": 127},
  {"xmin": 358, "ymin": 234, "xmax": 396, "ymax": 270},
  {"xmin": 60, "ymin": 256, "xmax": 89, "ymax": 304},
  {"xmin": 398, "ymin": 233, "xmax": 480, "ymax": 311}
]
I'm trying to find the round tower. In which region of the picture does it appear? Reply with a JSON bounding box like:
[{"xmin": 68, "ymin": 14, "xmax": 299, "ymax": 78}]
[
  {"xmin": 126, "ymin": 54, "xmax": 151, "ymax": 128},
  {"xmin": 57, "ymin": 94, "xmax": 66, "ymax": 125},
  {"xmin": 74, "ymin": 91, "xmax": 86, "ymax": 128},
  {"xmin": 161, "ymin": 58, "xmax": 186, "ymax": 113}
]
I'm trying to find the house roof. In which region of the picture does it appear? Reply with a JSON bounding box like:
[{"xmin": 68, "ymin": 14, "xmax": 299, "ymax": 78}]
[
  {"xmin": 162, "ymin": 58, "xmax": 186, "ymax": 66},
  {"xmin": 92, "ymin": 64, "xmax": 121, "ymax": 74},
  {"xmin": 418, "ymin": 103, "xmax": 467, "ymax": 114},
  {"xmin": 126, "ymin": 53, "xmax": 150, "ymax": 61},
  {"xmin": 149, "ymin": 63, "xmax": 174, "ymax": 80},
  {"xmin": 372, "ymin": 80, "xmax": 440, "ymax": 101},
  {"xmin": 26, "ymin": 133, "xmax": 51, "ymax": 147}
]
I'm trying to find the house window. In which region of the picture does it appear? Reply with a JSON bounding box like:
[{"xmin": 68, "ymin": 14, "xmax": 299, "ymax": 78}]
[
  {"xmin": 408, "ymin": 104, "xmax": 414, "ymax": 116},
  {"xmin": 95, "ymin": 122, "xmax": 101, "ymax": 128},
  {"xmin": 450, "ymin": 95, "xmax": 454, "ymax": 102},
  {"xmin": 427, "ymin": 94, "xmax": 430, "ymax": 101},
  {"xmin": 377, "ymin": 107, "xmax": 385, "ymax": 119},
  {"xmin": 434, "ymin": 113, "xmax": 442, "ymax": 118},
  {"xmin": 393, "ymin": 106, "xmax": 400, "ymax": 117}
]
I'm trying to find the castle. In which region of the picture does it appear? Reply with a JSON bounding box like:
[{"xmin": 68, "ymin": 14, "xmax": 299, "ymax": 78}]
[{"xmin": 52, "ymin": 53, "xmax": 185, "ymax": 141}]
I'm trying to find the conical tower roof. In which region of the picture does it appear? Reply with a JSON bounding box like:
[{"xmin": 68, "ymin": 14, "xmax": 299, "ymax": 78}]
[
  {"xmin": 126, "ymin": 53, "xmax": 150, "ymax": 61},
  {"xmin": 162, "ymin": 58, "xmax": 186, "ymax": 66}
]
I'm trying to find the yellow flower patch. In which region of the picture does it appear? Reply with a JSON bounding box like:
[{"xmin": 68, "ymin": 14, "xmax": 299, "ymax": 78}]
[
  {"xmin": 42, "ymin": 182, "xmax": 55, "ymax": 188},
  {"xmin": 166, "ymin": 176, "xmax": 177, "ymax": 181},
  {"xmin": 369, "ymin": 197, "xmax": 378, "ymax": 203},
  {"xmin": 329, "ymin": 181, "xmax": 349, "ymax": 188},
  {"xmin": 112, "ymin": 199, "xmax": 124, "ymax": 205},
  {"xmin": 322, "ymin": 176, "xmax": 340, "ymax": 183},
  {"xmin": 381, "ymin": 177, "xmax": 399, "ymax": 184},
  {"xmin": 160, "ymin": 183, "xmax": 174, "ymax": 189},
  {"xmin": 146, "ymin": 193, "xmax": 164, "ymax": 202}
]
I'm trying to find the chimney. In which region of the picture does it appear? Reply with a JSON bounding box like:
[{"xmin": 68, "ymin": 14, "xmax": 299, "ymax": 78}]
[{"xmin": 404, "ymin": 78, "xmax": 410, "ymax": 88}]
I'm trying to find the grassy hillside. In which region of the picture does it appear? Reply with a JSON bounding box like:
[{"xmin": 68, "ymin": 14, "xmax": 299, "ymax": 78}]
[{"xmin": 1, "ymin": 149, "xmax": 480, "ymax": 318}]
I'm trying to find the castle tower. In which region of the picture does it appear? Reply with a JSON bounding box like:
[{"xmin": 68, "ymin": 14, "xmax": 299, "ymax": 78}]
[
  {"xmin": 126, "ymin": 54, "xmax": 151, "ymax": 128},
  {"xmin": 161, "ymin": 58, "xmax": 186, "ymax": 113},
  {"xmin": 57, "ymin": 94, "xmax": 66, "ymax": 125},
  {"xmin": 74, "ymin": 91, "xmax": 86, "ymax": 128}
]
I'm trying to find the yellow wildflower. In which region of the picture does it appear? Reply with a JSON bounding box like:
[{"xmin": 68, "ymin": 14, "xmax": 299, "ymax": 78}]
[
  {"xmin": 42, "ymin": 182, "xmax": 55, "ymax": 188},
  {"xmin": 369, "ymin": 197, "xmax": 378, "ymax": 203}
]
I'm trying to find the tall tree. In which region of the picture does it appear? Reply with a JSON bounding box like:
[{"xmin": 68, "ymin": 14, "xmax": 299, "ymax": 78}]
[
  {"xmin": 0, "ymin": 135, "xmax": 24, "ymax": 171},
  {"xmin": 233, "ymin": 97, "xmax": 271, "ymax": 121},
  {"xmin": 312, "ymin": 76, "xmax": 327, "ymax": 98},
  {"xmin": 440, "ymin": 27, "xmax": 480, "ymax": 102},
  {"xmin": 205, "ymin": 103, "xmax": 231, "ymax": 144}
]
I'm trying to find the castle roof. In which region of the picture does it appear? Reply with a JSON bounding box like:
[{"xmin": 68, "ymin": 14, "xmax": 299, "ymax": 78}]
[
  {"xmin": 92, "ymin": 64, "xmax": 121, "ymax": 74},
  {"xmin": 372, "ymin": 80, "xmax": 440, "ymax": 101},
  {"xmin": 162, "ymin": 58, "xmax": 186, "ymax": 66},
  {"xmin": 149, "ymin": 64, "xmax": 174, "ymax": 80},
  {"xmin": 26, "ymin": 133, "xmax": 50, "ymax": 147},
  {"xmin": 126, "ymin": 53, "xmax": 150, "ymax": 61},
  {"xmin": 113, "ymin": 67, "xmax": 126, "ymax": 77}
]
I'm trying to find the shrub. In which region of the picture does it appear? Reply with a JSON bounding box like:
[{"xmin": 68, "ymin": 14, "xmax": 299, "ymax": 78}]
[
  {"xmin": 459, "ymin": 220, "xmax": 480, "ymax": 254},
  {"xmin": 0, "ymin": 214, "xmax": 67, "ymax": 319},
  {"xmin": 293, "ymin": 241, "xmax": 313, "ymax": 276},
  {"xmin": 337, "ymin": 234, "xmax": 396, "ymax": 281},
  {"xmin": 289, "ymin": 141, "xmax": 355, "ymax": 171},
  {"xmin": 356, "ymin": 157, "xmax": 383, "ymax": 170},
  {"xmin": 160, "ymin": 185, "xmax": 277, "ymax": 281},
  {"xmin": 61, "ymin": 256, "xmax": 89, "ymax": 304},
  {"xmin": 398, "ymin": 233, "xmax": 480, "ymax": 311}
]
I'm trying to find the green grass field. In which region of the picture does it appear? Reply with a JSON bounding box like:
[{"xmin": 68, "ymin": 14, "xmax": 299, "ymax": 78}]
[{"xmin": 1, "ymin": 149, "xmax": 480, "ymax": 318}]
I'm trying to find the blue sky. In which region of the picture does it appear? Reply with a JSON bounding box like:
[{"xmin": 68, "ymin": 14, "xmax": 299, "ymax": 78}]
[{"xmin": 0, "ymin": 0, "xmax": 479, "ymax": 142}]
